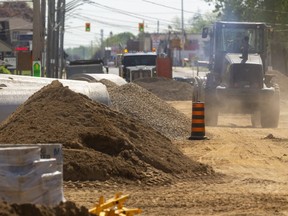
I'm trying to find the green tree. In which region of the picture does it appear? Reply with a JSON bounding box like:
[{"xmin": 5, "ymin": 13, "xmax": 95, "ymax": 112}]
[
  {"xmin": 65, "ymin": 32, "xmax": 136, "ymax": 60},
  {"xmin": 204, "ymin": 0, "xmax": 288, "ymax": 25},
  {"xmin": 0, "ymin": 66, "xmax": 11, "ymax": 74},
  {"xmin": 0, "ymin": 2, "xmax": 32, "ymax": 21},
  {"xmin": 171, "ymin": 16, "xmax": 182, "ymax": 32},
  {"xmin": 187, "ymin": 12, "xmax": 218, "ymax": 33},
  {"xmin": 105, "ymin": 32, "xmax": 136, "ymax": 50}
]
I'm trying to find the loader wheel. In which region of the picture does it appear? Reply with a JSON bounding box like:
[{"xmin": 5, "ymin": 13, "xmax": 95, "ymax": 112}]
[{"xmin": 260, "ymin": 89, "xmax": 280, "ymax": 128}]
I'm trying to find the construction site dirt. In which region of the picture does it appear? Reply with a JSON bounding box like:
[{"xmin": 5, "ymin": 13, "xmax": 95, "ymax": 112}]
[{"xmin": 0, "ymin": 70, "xmax": 288, "ymax": 215}]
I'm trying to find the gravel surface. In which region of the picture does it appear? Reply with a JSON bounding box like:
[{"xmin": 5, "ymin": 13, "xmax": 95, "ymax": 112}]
[
  {"xmin": 108, "ymin": 82, "xmax": 191, "ymax": 139},
  {"xmin": 133, "ymin": 77, "xmax": 193, "ymax": 101}
]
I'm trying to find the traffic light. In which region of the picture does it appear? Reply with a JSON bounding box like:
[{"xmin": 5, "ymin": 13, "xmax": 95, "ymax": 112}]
[
  {"xmin": 85, "ymin": 22, "xmax": 91, "ymax": 32},
  {"xmin": 138, "ymin": 23, "xmax": 144, "ymax": 32}
]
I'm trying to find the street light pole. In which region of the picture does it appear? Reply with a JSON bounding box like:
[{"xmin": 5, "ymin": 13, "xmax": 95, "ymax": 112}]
[
  {"xmin": 181, "ymin": 0, "xmax": 184, "ymax": 35},
  {"xmin": 40, "ymin": 0, "xmax": 46, "ymax": 76},
  {"xmin": 46, "ymin": 0, "xmax": 55, "ymax": 78},
  {"xmin": 59, "ymin": 0, "xmax": 66, "ymax": 79},
  {"xmin": 181, "ymin": 0, "xmax": 185, "ymax": 66},
  {"xmin": 32, "ymin": 0, "xmax": 41, "ymax": 65}
]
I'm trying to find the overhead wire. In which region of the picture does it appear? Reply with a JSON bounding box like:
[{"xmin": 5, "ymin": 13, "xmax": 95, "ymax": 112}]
[
  {"xmin": 142, "ymin": 0, "xmax": 204, "ymax": 15},
  {"xmin": 64, "ymin": 0, "xmax": 212, "ymax": 47},
  {"xmin": 84, "ymin": 1, "xmax": 174, "ymax": 25},
  {"xmin": 68, "ymin": 14, "xmax": 174, "ymax": 35},
  {"xmin": 68, "ymin": 6, "xmax": 193, "ymax": 31},
  {"xmin": 71, "ymin": 14, "xmax": 163, "ymax": 29}
]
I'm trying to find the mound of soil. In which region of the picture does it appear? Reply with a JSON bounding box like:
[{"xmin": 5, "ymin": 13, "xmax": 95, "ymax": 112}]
[
  {"xmin": 133, "ymin": 77, "xmax": 193, "ymax": 101},
  {"xmin": 108, "ymin": 83, "xmax": 191, "ymax": 139},
  {"xmin": 0, "ymin": 201, "xmax": 89, "ymax": 216},
  {"xmin": 0, "ymin": 81, "xmax": 213, "ymax": 183}
]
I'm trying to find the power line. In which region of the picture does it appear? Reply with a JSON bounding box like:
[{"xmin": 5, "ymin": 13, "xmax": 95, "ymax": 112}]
[
  {"xmin": 142, "ymin": 0, "xmax": 204, "ymax": 15},
  {"xmin": 70, "ymin": 14, "xmax": 170, "ymax": 28},
  {"xmin": 68, "ymin": 9, "xmax": 193, "ymax": 30},
  {"xmin": 63, "ymin": 0, "xmax": 211, "ymax": 47},
  {"xmin": 71, "ymin": 12, "xmax": 152, "ymax": 25},
  {"xmin": 67, "ymin": 14, "xmax": 182, "ymax": 35},
  {"xmin": 85, "ymin": 1, "xmax": 173, "ymax": 24}
]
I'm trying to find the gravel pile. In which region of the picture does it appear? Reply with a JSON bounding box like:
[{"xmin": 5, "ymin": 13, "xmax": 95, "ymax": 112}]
[
  {"xmin": 133, "ymin": 77, "xmax": 193, "ymax": 101},
  {"xmin": 108, "ymin": 83, "xmax": 191, "ymax": 139}
]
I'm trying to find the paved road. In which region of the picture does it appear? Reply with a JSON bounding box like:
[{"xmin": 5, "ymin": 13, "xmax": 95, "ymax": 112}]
[
  {"xmin": 108, "ymin": 66, "xmax": 208, "ymax": 79},
  {"xmin": 172, "ymin": 67, "xmax": 195, "ymax": 78}
]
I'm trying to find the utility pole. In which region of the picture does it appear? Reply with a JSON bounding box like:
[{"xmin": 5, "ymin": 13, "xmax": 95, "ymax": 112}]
[
  {"xmin": 55, "ymin": 0, "xmax": 66, "ymax": 78},
  {"xmin": 40, "ymin": 0, "xmax": 46, "ymax": 76},
  {"xmin": 157, "ymin": 20, "xmax": 159, "ymax": 34},
  {"xmin": 59, "ymin": 0, "xmax": 66, "ymax": 79},
  {"xmin": 55, "ymin": 0, "xmax": 62, "ymax": 78},
  {"xmin": 47, "ymin": 0, "xmax": 55, "ymax": 78},
  {"xmin": 32, "ymin": 0, "xmax": 41, "ymax": 72},
  {"xmin": 91, "ymin": 40, "xmax": 93, "ymax": 58},
  {"xmin": 181, "ymin": 0, "xmax": 184, "ymax": 66},
  {"xmin": 181, "ymin": 0, "xmax": 184, "ymax": 35},
  {"xmin": 101, "ymin": 29, "xmax": 104, "ymax": 59}
]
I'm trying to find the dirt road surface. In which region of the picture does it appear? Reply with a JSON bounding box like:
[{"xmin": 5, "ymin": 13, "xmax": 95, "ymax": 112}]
[
  {"xmin": 0, "ymin": 71, "xmax": 287, "ymax": 215},
  {"xmin": 64, "ymin": 97, "xmax": 288, "ymax": 215}
]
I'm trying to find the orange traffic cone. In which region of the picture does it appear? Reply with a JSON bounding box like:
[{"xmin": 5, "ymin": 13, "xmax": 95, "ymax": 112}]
[{"xmin": 189, "ymin": 102, "xmax": 207, "ymax": 140}]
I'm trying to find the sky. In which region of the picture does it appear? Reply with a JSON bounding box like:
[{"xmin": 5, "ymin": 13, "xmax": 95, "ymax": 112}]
[{"xmin": 64, "ymin": 0, "xmax": 215, "ymax": 48}]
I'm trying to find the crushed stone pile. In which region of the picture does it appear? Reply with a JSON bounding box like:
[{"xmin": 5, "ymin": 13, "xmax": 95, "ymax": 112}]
[
  {"xmin": 133, "ymin": 77, "xmax": 193, "ymax": 101},
  {"xmin": 108, "ymin": 82, "xmax": 191, "ymax": 139},
  {"xmin": 0, "ymin": 80, "xmax": 213, "ymax": 184}
]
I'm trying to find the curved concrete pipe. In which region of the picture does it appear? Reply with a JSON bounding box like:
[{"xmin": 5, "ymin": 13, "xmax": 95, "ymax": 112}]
[
  {"xmin": 69, "ymin": 73, "xmax": 127, "ymax": 86},
  {"xmin": 0, "ymin": 74, "xmax": 111, "ymax": 123}
]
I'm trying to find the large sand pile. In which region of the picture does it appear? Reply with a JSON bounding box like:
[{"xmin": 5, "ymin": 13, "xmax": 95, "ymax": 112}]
[
  {"xmin": 0, "ymin": 80, "xmax": 213, "ymax": 184},
  {"xmin": 0, "ymin": 201, "xmax": 90, "ymax": 216}
]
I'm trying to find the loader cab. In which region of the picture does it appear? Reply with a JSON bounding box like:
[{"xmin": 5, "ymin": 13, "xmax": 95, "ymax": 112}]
[
  {"xmin": 216, "ymin": 23, "xmax": 265, "ymax": 53},
  {"xmin": 206, "ymin": 21, "xmax": 269, "ymax": 75}
]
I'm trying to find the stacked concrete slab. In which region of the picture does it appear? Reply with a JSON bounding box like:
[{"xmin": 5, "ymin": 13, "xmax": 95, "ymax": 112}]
[{"xmin": 0, "ymin": 145, "xmax": 64, "ymax": 206}]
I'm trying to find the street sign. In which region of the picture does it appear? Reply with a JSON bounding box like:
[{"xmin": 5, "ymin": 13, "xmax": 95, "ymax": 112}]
[
  {"xmin": 15, "ymin": 47, "xmax": 29, "ymax": 51},
  {"xmin": 3, "ymin": 57, "xmax": 16, "ymax": 70},
  {"xmin": 32, "ymin": 61, "xmax": 41, "ymax": 77},
  {"xmin": 18, "ymin": 34, "xmax": 33, "ymax": 41}
]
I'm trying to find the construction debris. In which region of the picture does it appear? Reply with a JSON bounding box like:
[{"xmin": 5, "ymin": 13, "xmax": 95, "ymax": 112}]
[{"xmin": 89, "ymin": 193, "xmax": 141, "ymax": 216}]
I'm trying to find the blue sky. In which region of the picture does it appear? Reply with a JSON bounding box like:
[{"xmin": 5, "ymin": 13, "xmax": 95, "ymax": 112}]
[{"xmin": 64, "ymin": 0, "xmax": 214, "ymax": 48}]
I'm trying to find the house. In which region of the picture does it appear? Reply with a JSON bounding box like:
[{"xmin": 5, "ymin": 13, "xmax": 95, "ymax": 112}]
[
  {"xmin": 0, "ymin": 17, "xmax": 33, "ymax": 54},
  {"xmin": 0, "ymin": 17, "xmax": 32, "ymax": 70}
]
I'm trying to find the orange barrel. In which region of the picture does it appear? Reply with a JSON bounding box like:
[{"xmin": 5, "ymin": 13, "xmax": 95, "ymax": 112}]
[{"xmin": 189, "ymin": 102, "xmax": 207, "ymax": 140}]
